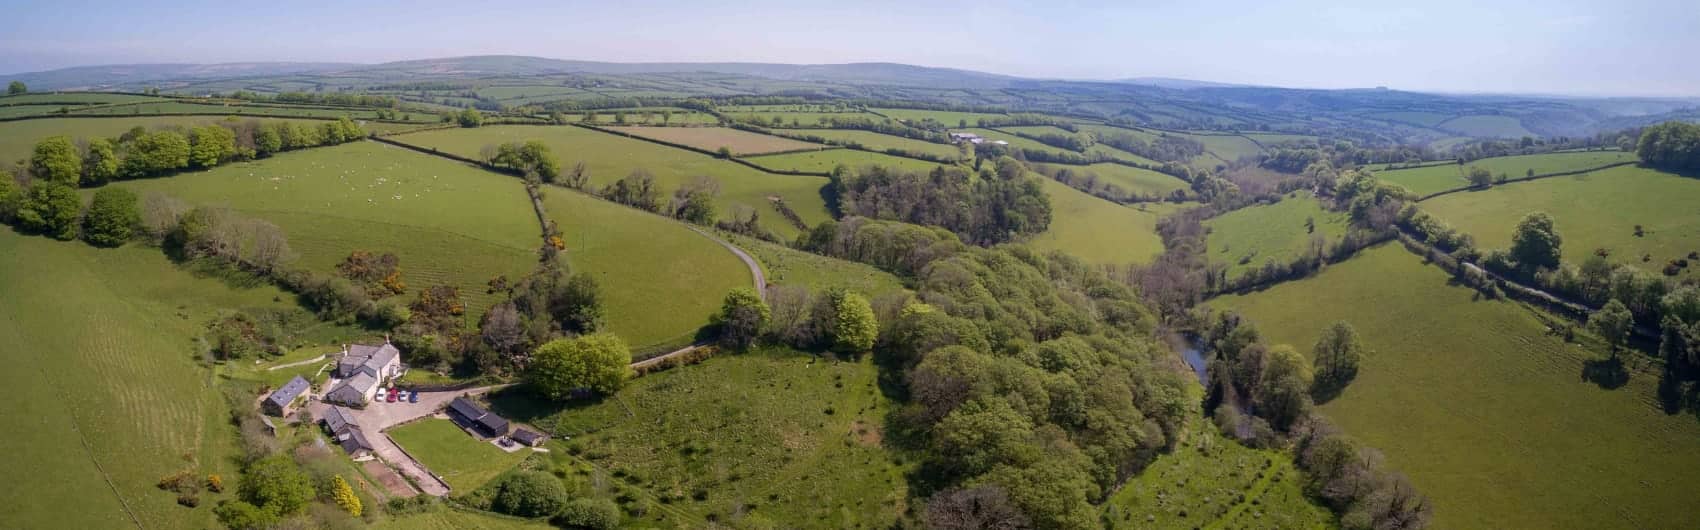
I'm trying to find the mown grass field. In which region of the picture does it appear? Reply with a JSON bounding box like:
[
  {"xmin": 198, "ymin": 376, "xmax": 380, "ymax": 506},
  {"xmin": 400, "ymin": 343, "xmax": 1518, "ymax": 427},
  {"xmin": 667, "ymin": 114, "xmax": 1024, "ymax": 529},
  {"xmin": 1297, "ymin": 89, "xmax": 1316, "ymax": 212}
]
[
  {"xmin": 1027, "ymin": 177, "xmax": 1167, "ymax": 265},
  {"xmin": 492, "ymin": 349, "xmax": 909, "ymax": 528},
  {"xmin": 602, "ymin": 125, "xmax": 821, "ymax": 155},
  {"xmin": 543, "ymin": 188, "xmax": 751, "ymax": 350},
  {"xmin": 1104, "ymin": 410, "xmax": 1332, "ymax": 529},
  {"xmin": 1204, "ymin": 191, "xmax": 1350, "ymax": 280},
  {"xmin": 775, "ymin": 128, "xmax": 965, "ymax": 160},
  {"xmin": 1436, "ymin": 114, "xmax": 1535, "ymax": 137},
  {"xmin": 872, "ymin": 107, "xmax": 1007, "ymax": 126},
  {"xmin": 742, "ymin": 148, "xmax": 949, "ymax": 174},
  {"xmin": 388, "ymin": 419, "xmax": 531, "ymax": 492},
  {"xmin": 388, "ymin": 125, "xmax": 832, "ymax": 240},
  {"xmin": 1212, "ymin": 244, "xmax": 1700, "ymax": 529},
  {"xmin": 0, "ymin": 231, "xmax": 301, "ymax": 529},
  {"xmin": 720, "ymin": 231, "xmax": 907, "ymax": 297},
  {"xmin": 0, "ymin": 115, "xmax": 340, "ymax": 164},
  {"xmin": 1378, "ymin": 150, "xmax": 1636, "ymax": 195},
  {"xmin": 1423, "ymin": 165, "xmax": 1700, "ymax": 278},
  {"xmin": 113, "ymin": 141, "xmax": 541, "ymax": 321}
]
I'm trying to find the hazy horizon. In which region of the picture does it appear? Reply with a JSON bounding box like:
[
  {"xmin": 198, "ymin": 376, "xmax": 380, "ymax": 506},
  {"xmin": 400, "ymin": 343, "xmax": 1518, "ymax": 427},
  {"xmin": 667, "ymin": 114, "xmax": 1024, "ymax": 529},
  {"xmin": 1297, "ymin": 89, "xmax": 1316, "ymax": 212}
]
[{"xmin": 3, "ymin": 0, "xmax": 1697, "ymax": 97}]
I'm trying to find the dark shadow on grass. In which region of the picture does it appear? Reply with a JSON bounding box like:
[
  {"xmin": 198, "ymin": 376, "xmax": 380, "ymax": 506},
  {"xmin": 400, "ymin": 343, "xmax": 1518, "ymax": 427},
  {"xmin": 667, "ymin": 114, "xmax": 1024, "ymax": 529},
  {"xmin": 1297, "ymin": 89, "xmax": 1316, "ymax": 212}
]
[
  {"xmin": 483, "ymin": 385, "xmax": 596, "ymax": 425},
  {"xmin": 1581, "ymin": 356, "xmax": 1630, "ymax": 390}
]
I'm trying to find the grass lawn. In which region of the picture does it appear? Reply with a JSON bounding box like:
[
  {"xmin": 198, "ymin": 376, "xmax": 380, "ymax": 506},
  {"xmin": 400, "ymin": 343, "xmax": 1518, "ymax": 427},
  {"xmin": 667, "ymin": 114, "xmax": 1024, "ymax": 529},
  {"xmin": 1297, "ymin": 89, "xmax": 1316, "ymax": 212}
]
[
  {"xmin": 1204, "ymin": 191, "xmax": 1351, "ymax": 280},
  {"xmin": 775, "ymin": 128, "xmax": 965, "ymax": 160},
  {"xmin": 0, "ymin": 116, "xmax": 333, "ymax": 164},
  {"xmin": 720, "ymin": 231, "xmax": 907, "ymax": 297},
  {"xmin": 1379, "ymin": 151, "xmax": 1636, "ymax": 195},
  {"xmin": 742, "ymin": 148, "xmax": 950, "ymax": 174},
  {"xmin": 388, "ymin": 419, "xmax": 530, "ymax": 492},
  {"xmin": 388, "ymin": 125, "xmax": 831, "ymax": 240},
  {"xmin": 1422, "ymin": 165, "xmax": 1700, "ymax": 279},
  {"xmin": 1212, "ymin": 244, "xmax": 1700, "ymax": 529},
  {"xmin": 1027, "ymin": 178, "xmax": 1167, "ymax": 265},
  {"xmin": 871, "ymin": 107, "xmax": 1007, "ymax": 126},
  {"xmin": 488, "ymin": 348, "xmax": 909, "ymax": 528},
  {"xmin": 542, "ymin": 188, "xmax": 751, "ymax": 351},
  {"xmin": 1103, "ymin": 409, "xmax": 1332, "ymax": 529},
  {"xmin": 0, "ymin": 231, "xmax": 304, "ymax": 529},
  {"xmin": 112, "ymin": 141, "xmax": 541, "ymax": 321},
  {"xmin": 1436, "ymin": 114, "xmax": 1535, "ymax": 137},
  {"xmin": 602, "ymin": 126, "xmax": 820, "ymax": 156}
]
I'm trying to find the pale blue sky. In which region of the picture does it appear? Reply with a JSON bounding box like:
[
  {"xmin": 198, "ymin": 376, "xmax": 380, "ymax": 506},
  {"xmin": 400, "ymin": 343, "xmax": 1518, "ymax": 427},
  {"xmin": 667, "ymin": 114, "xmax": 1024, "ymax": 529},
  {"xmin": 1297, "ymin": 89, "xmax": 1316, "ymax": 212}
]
[{"xmin": 1, "ymin": 0, "xmax": 1695, "ymax": 96}]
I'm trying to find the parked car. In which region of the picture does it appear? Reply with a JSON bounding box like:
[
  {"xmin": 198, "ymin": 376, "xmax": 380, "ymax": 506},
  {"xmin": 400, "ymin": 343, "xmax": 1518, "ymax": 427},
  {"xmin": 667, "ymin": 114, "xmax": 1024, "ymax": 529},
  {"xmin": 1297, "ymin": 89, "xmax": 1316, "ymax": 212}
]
[
  {"xmin": 387, "ymin": 388, "xmax": 399, "ymax": 402},
  {"xmin": 408, "ymin": 391, "xmax": 419, "ymax": 403}
]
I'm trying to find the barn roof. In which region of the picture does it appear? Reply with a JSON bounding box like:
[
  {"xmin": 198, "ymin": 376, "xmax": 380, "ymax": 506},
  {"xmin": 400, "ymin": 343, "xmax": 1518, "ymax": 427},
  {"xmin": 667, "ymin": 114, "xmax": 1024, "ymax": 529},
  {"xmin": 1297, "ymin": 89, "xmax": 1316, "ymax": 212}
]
[{"xmin": 265, "ymin": 376, "xmax": 311, "ymax": 407}]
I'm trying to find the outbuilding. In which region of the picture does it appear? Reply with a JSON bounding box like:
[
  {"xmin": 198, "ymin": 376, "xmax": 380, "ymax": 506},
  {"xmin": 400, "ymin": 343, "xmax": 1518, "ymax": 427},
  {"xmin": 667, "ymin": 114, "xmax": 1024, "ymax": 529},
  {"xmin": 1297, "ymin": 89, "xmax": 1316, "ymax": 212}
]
[{"xmin": 262, "ymin": 376, "xmax": 311, "ymax": 416}]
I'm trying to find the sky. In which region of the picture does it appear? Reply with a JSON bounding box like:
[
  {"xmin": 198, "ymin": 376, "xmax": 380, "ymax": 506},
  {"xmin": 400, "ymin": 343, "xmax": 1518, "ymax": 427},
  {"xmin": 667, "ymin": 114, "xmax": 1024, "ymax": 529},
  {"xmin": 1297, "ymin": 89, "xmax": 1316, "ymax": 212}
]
[{"xmin": 0, "ymin": 0, "xmax": 1696, "ymax": 97}]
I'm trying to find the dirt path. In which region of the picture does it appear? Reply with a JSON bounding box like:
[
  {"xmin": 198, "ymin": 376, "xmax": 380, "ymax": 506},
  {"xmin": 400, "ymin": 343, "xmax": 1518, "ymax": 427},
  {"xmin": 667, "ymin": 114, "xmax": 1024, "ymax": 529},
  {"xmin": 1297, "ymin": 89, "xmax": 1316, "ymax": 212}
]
[
  {"xmin": 264, "ymin": 354, "xmax": 327, "ymax": 371},
  {"xmin": 686, "ymin": 226, "xmax": 766, "ymax": 298}
]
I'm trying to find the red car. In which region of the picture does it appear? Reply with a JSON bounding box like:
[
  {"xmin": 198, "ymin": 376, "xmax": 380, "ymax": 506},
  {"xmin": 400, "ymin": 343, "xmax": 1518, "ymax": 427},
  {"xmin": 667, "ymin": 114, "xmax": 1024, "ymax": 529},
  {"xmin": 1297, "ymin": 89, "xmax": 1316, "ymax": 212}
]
[{"xmin": 387, "ymin": 388, "xmax": 399, "ymax": 402}]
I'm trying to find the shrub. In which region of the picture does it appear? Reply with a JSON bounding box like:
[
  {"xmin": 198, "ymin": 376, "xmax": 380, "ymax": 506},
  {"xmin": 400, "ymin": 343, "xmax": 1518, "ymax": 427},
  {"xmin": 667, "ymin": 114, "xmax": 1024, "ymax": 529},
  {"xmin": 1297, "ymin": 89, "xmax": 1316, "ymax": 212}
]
[
  {"xmin": 490, "ymin": 471, "xmax": 569, "ymax": 518},
  {"xmin": 554, "ymin": 498, "xmax": 621, "ymax": 530}
]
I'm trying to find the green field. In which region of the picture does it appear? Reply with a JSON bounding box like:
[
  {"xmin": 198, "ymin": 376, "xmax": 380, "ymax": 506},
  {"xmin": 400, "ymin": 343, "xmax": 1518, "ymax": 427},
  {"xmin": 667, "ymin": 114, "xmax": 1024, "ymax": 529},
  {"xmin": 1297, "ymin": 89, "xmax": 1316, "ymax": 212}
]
[
  {"xmin": 66, "ymin": 100, "xmax": 441, "ymax": 122},
  {"xmin": 727, "ymin": 111, "xmax": 874, "ymax": 127},
  {"xmin": 775, "ymin": 128, "xmax": 965, "ymax": 160},
  {"xmin": 1366, "ymin": 111, "xmax": 1452, "ymax": 127},
  {"xmin": 720, "ymin": 231, "xmax": 907, "ymax": 297},
  {"xmin": 1104, "ymin": 412, "xmax": 1332, "ymax": 529},
  {"xmin": 1185, "ymin": 133, "xmax": 1264, "ymax": 166},
  {"xmin": 1379, "ymin": 151, "xmax": 1636, "ymax": 195},
  {"xmin": 872, "ymin": 107, "xmax": 1008, "ymax": 126},
  {"xmin": 0, "ymin": 92, "xmax": 165, "ymax": 105},
  {"xmin": 0, "ymin": 115, "xmax": 349, "ymax": 164},
  {"xmin": 375, "ymin": 508, "xmax": 556, "ymax": 530},
  {"xmin": 1213, "ymin": 244, "xmax": 1700, "ymax": 529},
  {"xmin": 566, "ymin": 110, "xmax": 720, "ymax": 125},
  {"xmin": 543, "ymin": 188, "xmax": 751, "ymax": 350},
  {"xmin": 1027, "ymin": 177, "xmax": 1167, "ymax": 265},
  {"xmin": 965, "ymin": 127, "xmax": 1160, "ymax": 165},
  {"xmin": 1422, "ymin": 165, "xmax": 1700, "ymax": 278},
  {"xmin": 603, "ymin": 125, "xmax": 821, "ymax": 155},
  {"xmin": 388, "ymin": 125, "xmax": 832, "ymax": 240},
  {"xmin": 1436, "ymin": 114, "xmax": 1535, "ymax": 137},
  {"xmin": 1129, "ymin": 200, "xmax": 1201, "ymax": 217},
  {"xmin": 1204, "ymin": 191, "xmax": 1351, "ymax": 280},
  {"xmin": 0, "ymin": 232, "xmax": 300, "ymax": 529},
  {"xmin": 742, "ymin": 148, "xmax": 950, "ymax": 173},
  {"xmin": 494, "ymin": 349, "xmax": 909, "ymax": 528},
  {"xmin": 387, "ymin": 419, "xmax": 531, "ymax": 492},
  {"xmin": 113, "ymin": 141, "xmax": 541, "ymax": 320},
  {"xmin": 1070, "ymin": 162, "xmax": 1191, "ymax": 197}
]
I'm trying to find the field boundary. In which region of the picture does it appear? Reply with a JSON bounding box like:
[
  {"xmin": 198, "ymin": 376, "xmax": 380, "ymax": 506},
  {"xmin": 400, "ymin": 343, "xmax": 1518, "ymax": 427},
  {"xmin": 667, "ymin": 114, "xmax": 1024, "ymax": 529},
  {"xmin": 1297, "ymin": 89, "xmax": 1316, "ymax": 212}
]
[
  {"xmin": 732, "ymin": 122, "xmax": 966, "ymax": 166},
  {"xmin": 569, "ymin": 122, "xmax": 833, "ymax": 177},
  {"xmin": 1413, "ymin": 161, "xmax": 1639, "ymax": 201}
]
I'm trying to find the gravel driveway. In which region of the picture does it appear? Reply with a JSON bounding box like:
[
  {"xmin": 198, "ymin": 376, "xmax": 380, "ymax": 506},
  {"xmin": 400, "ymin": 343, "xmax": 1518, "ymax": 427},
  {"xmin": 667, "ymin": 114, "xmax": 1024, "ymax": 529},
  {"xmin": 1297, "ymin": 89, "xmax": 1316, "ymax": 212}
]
[{"xmin": 307, "ymin": 385, "xmax": 505, "ymax": 497}]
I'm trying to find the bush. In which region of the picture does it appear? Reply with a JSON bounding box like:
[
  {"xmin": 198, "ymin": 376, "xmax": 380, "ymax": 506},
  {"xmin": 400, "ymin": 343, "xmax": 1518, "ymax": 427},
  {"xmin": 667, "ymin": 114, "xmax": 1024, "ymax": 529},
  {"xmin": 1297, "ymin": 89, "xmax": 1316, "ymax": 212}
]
[
  {"xmin": 490, "ymin": 471, "xmax": 569, "ymax": 518},
  {"xmin": 554, "ymin": 498, "xmax": 620, "ymax": 530}
]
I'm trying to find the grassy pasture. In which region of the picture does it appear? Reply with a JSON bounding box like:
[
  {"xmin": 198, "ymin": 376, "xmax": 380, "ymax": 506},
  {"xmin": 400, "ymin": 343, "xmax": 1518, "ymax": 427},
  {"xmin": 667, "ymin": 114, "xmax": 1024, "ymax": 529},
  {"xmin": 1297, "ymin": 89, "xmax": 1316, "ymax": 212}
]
[
  {"xmin": 966, "ymin": 127, "xmax": 1161, "ymax": 165},
  {"xmin": 387, "ymin": 419, "xmax": 530, "ymax": 492},
  {"xmin": 375, "ymin": 509, "xmax": 556, "ymax": 530},
  {"xmin": 111, "ymin": 141, "xmax": 541, "ymax": 321},
  {"xmin": 543, "ymin": 189, "xmax": 751, "ymax": 350},
  {"xmin": 387, "ymin": 125, "xmax": 832, "ymax": 240},
  {"xmin": 602, "ymin": 125, "xmax": 820, "ymax": 155},
  {"xmin": 1027, "ymin": 177, "xmax": 1167, "ymax": 265},
  {"xmin": 1059, "ymin": 162, "xmax": 1191, "ymax": 197},
  {"xmin": 1422, "ymin": 165, "xmax": 1700, "ymax": 278},
  {"xmin": 742, "ymin": 148, "xmax": 949, "ymax": 174},
  {"xmin": 1129, "ymin": 200, "xmax": 1201, "ymax": 217},
  {"xmin": 492, "ymin": 349, "xmax": 909, "ymax": 528},
  {"xmin": 1212, "ymin": 244, "xmax": 1700, "ymax": 529},
  {"xmin": 0, "ymin": 92, "xmax": 165, "ymax": 105},
  {"xmin": 871, "ymin": 107, "xmax": 1007, "ymax": 125},
  {"xmin": 0, "ymin": 115, "xmax": 339, "ymax": 164},
  {"xmin": 720, "ymin": 232, "xmax": 907, "ymax": 297},
  {"xmin": 1378, "ymin": 150, "xmax": 1635, "ymax": 195},
  {"xmin": 1184, "ymin": 133, "xmax": 1264, "ymax": 166},
  {"xmin": 1436, "ymin": 114, "xmax": 1534, "ymax": 137},
  {"xmin": 775, "ymin": 128, "xmax": 965, "ymax": 160},
  {"xmin": 726, "ymin": 111, "xmax": 874, "ymax": 127},
  {"xmin": 574, "ymin": 110, "xmax": 719, "ymax": 125},
  {"xmin": 1204, "ymin": 191, "xmax": 1351, "ymax": 280},
  {"xmin": 66, "ymin": 100, "xmax": 440, "ymax": 122},
  {"xmin": 0, "ymin": 231, "xmax": 302, "ymax": 529}
]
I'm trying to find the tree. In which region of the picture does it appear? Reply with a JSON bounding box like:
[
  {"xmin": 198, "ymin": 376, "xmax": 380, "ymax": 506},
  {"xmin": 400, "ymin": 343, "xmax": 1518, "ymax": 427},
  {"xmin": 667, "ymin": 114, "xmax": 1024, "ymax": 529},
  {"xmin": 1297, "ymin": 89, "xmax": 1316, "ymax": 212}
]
[
  {"xmin": 17, "ymin": 182, "xmax": 82, "ymax": 240},
  {"xmin": 1312, "ymin": 321, "xmax": 1364, "ymax": 399},
  {"xmin": 713, "ymin": 287, "xmax": 769, "ymax": 350},
  {"xmin": 238, "ymin": 455, "xmax": 314, "ymax": 516},
  {"xmin": 6, "ymin": 81, "xmax": 25, "ymax": 95},
  {"xmin": 121, "ymin": 130, "xmax": 191, "ymax": 177},
  {"xmin": 490, "ymin": 471, "xmax": 568, "ymax": 518},
  {"xmin": 82, "ymin": 137, "xmax": 119, "ymax": 185},
  {"xmin": 1255, "ymin": 345, "xmax": 1313, "ymax": 431},
  {"xmin": 554, "ymin": 498, "xmax": 620, "ymax": 530},
  {"xmin": 457, "ymin": 108, "xmax": 483, "ymax": 128},
  {"xmin": 189, "ymin": 125, "xmax": 237, "ymax": 168},
  {"xmin": 1589, "ymin": 299, "xmax": 1634, "ymax": 356},
  {"xmin": 480, "ymin": 301, "xmax": 526, "ymax": 354},
  {"xmin": 0, "ymin": 170, "xmax": 21, "ymax": 223},
  {"xmin": 829, "ymin": 289, "xmax": 878, "ymax": 353},
  {"xmin": 30, "ymin": 135, "xmax": 82, "ymax": 185},
  {"xmin": 214, "ymin": 501, "xmax": 277, "ymax": 530},
  {"xmin": 1636, "ymin": 121, "xmax": 1700, "ymax": 171},
  {"xmin": 925, "ymin": 486, "xmax": 1032, "ymax": 530},
  {"xmin": 331, "ymin": 475, "xmax": 362, "ymax": 517},
  {"xmin": 1509, "ymin": 211, "xmax": 1562, "ymax": 271},
  {"xmin": 527, "ymin": 333, "xmax": 632, "ymax": 399},
  {"xmin": 83, "ymin": 187, "xmax": 140, "ymax": 247},
  {"xmin": 254, "ymin": 125, "xmax": 283, "ymax": 156},
  {"xmin": 1466, "ymin": 166, "xmax": 1492, "ymax": 188}
]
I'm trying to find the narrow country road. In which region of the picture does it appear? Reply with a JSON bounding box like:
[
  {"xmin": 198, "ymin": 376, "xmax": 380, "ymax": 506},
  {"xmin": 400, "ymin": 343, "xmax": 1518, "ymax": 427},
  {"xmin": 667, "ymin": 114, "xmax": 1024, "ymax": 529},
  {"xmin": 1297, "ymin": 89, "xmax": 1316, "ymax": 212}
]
[{"xmin": 687, "ymin": 226, "xmax": 766, "ymax": 297}]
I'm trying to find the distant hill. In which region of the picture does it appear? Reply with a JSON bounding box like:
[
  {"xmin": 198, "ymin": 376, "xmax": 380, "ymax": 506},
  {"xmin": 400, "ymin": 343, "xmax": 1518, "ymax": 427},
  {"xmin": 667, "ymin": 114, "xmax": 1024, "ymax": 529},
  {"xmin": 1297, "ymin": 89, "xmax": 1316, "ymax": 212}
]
[
  {"xmin": 5, "ymin": 62, "xmax": 355, "ymax": 90},
  {"xmin": 1117, "ymin": 77, "xmax": 1255, "ymax": 90}
]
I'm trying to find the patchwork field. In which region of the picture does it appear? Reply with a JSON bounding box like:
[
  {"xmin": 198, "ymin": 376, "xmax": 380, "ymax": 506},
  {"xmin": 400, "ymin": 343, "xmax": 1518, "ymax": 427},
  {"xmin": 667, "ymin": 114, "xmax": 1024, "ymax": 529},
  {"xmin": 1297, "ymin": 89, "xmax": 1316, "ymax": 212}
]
[
  {"xmin": 720, "ymin": 232, "xmax": 907, "ymax": 297},
  {"xmin": 1204, "ymin": 191, "xmax": 1351, "ymax": 280},
  {"xmin": 388, "ymin": 419, "xmax": 531, "ymax": 492},
  {"xmin": 602, "ymin": 125, "xmax": 820, "ymax": 155},
  {"xmin": 1422, "ymin": 165, "xmax": 1700, "ymax": 278},
  {"xmin": 872, "ymin": 107, "xmax": 1008, "ymax": 126},
  {"xmin": 1027, "ymin": 177, "xmax": 1167, "ymax": 265},
  {"xmin": 775, "ymin": 128, "xmax": 965, "ymax": 160},
  {"xmin": 0, "ymin": 231, "xmax": 298, "ymax": 529},
  {"xmin": 490, "ymin": 349, "xmax": 909, "ymax": 528},
  {"xmin": 743, "ymin": 148, "xmax": 949, "ymax": 174},
  {"xmin": 0, "ymin": 92, "xmax": 166, "ymax": 105},
  {"xmin": 112, "ymin": 141, "xmax": 541, "ymax": 320},
  {"xmin": 964, "ymin": 127, "xmax": 1159, "ymax": 165},
  {"xmin": 1212, "ymin": 244, "xmax": 1700, "ymax": 529},
  {"xmin": 543, "ymin": 189, "xmax": 751, "ymax": 350},
  {"xmin": 1379, "ymin": 150, "xmax": 1636, "ymax": 195},
  {"xmin": 388, "ymin": 125, "xmax": 832, "ymax": 240}
]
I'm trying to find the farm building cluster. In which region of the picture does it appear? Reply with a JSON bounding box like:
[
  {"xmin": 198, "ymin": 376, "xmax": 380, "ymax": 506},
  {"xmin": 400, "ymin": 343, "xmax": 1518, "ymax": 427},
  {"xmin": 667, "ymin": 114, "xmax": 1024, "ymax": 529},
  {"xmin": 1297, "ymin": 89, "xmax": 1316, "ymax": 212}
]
[{"xmin": 948, "ymin": 132, "xmax": 1008, "ymax": 146}]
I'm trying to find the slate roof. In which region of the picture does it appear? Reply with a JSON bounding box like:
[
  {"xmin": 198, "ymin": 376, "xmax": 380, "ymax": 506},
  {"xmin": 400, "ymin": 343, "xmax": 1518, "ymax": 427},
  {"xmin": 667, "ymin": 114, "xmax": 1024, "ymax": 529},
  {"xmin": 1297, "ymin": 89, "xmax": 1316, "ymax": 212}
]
[
  {"xmin": 265, "ymin": 376, "xmax": 311, "ymax": 408},
  {"xmin": 477, "ymin": 414, "xmax": 510, "ymax": 435},
  {"xmin": 321, "ymin": 406, "xmax": 358, "ymax": 434},
  {"xmin": 325, "ymin": 374, "xmax": 374, "ymax": 406},
  {"xmin": 511, "ymin": 428, "xmax": 545, "ymax": 446},
  {"xmin": 448, "ymin": 396, "xmax": 486, "ymax": 421},
  {"xmin": 340, "ymin": 427, "xmax": 374, "ymax": 453},
  {"xmin": 339, "ymin": 342, "xmax": 400, "ymax": 378}
]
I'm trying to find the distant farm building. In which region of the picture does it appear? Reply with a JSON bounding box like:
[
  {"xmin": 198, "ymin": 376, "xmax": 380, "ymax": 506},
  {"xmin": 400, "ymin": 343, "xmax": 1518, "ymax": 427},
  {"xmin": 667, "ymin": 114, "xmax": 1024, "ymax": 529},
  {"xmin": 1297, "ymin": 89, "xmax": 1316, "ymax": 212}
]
[
  {"xmin": 946, "ymin": 132, "xmax": 1006, "ymax": 146},
  {"xmin": 324, "ymin": 341, "xmax": 402, "ymax": 407},
  {"xmin": 447, "ymin": 396, "xmax": 510, "ymax": 438},
  {"xmin": 262, "ymin": 375, "xmax": 311, "ymax": 416}
]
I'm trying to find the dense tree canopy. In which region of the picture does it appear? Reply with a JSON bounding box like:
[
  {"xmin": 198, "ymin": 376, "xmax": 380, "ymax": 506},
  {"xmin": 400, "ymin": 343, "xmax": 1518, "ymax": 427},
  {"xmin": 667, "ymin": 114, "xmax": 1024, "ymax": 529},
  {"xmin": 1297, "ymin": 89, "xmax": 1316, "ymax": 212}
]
[
  {"xmin": 527, "ymin": 333, "xmax": 632, "ymax": 398},
  {"xmin": 1311, "ymin": 321, "xmax": 1364, "ymax": 399},
  {"xmin": 30, "ymin": 135, "xmax": 82, "ymax": 185},
  {"xmin": 82, "ymin": 187, "xmax": 140, "ymax": 247},
  {"xmin": 831, "ymin": 158, "xmax": 1051, "ymax": 245},
  {"xmin": 713, "ymin": 287, "xmax": 769, "ymax": 350},
  {"xmin": 1636, "ymin": 121, "xmax": 1700, "ymax": 171},
  {"xmin": 16, "ymin": 182, "xmax": 81, "ymax": 240},
  {"xmin": 1509, "ymin": 211, "xmax": 1563, "ymax": 272}
]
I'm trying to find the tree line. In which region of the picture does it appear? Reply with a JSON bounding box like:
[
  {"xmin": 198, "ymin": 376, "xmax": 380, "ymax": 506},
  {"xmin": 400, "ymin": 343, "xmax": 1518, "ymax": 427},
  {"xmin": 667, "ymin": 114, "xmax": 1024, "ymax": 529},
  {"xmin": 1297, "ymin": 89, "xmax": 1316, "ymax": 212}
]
[{"xmin": 829, "ymin": 157, "xmax": 1052, "ymax": 245}]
